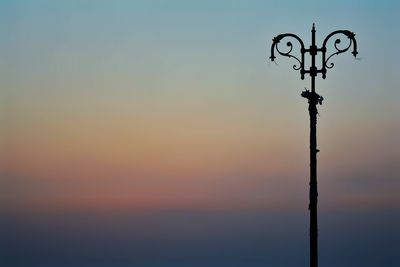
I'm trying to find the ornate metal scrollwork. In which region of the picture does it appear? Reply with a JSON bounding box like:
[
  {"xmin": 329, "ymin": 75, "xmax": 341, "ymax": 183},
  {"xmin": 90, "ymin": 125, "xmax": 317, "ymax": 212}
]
[
  {"xmin": 270, "ymin": 33, "xmax": 306, "ymax": 79},
  {"xmin": 321, "ymin": 30, "xmax": 358, "ymax": 78},
  {"xmin": 270, "ymin": 26, "xmax": 358, "ymax": 80}
]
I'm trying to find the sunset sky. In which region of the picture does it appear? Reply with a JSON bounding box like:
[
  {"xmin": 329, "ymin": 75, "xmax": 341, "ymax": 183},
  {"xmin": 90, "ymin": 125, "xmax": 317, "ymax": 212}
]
[{"xmin": 1, "ymin": 1, "xmax": 399, "ymax": 267}]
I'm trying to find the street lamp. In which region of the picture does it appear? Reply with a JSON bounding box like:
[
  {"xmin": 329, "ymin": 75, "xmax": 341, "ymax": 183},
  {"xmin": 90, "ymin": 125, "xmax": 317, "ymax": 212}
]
[{"xmin": 269, "ymin": 24, "xmax": 358, "ymax": 267}]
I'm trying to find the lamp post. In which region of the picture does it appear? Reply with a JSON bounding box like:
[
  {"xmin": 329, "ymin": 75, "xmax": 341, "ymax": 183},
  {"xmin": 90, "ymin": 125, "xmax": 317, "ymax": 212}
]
[{"xmin": 269, "ymin": 24, "xmax": 358, "ymax": 267}]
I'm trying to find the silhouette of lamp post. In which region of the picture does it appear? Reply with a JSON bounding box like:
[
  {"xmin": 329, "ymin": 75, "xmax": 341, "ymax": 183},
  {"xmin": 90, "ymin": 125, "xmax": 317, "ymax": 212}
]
[{"xmin": 269, "ymin": 24, "xmax": 358, "ymax": 267}]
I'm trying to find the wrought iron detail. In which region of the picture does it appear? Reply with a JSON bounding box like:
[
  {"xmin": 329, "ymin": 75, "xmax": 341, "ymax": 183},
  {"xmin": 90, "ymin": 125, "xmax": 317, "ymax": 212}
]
[
  {"xmin": 270, "ymin": 33, "xmax": 306, "ymax": 79},
  {"xmin": 321, "ymin": 30, "xmax": 358, "ymax": 78},
  {"xmin": 270, "ymin": 25, "xmax": 358, "ymax": 80}
]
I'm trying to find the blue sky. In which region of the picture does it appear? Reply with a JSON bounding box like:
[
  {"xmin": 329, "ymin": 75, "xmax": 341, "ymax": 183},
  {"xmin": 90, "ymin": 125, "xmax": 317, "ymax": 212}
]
[{"xmin": 1, "ymin": 1, "xmax": 399, "ymax": 267}]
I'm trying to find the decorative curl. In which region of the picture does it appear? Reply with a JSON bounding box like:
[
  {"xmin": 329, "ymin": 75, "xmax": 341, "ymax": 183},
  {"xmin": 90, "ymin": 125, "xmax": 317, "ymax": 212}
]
[
  {"xmin": 275, "ymin": 41, "xmax": 303, "ymax": 70},
  {"xmin": 322, "ymin": 31, "xmax": 358, "ymax": 71},
  {"xmin": 270, "ymin": 33, "xmax": 306, "ymax": 78}
]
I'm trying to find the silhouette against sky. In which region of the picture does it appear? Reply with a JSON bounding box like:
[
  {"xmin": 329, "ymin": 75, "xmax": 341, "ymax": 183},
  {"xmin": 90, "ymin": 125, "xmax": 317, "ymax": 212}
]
[
  {"xmin": 1, "ymin": 1, "xmax": 399, "ymax": 267},
  {"xmin": 271, "ymin": 24, "xmax": 358, "ymax": 267}
]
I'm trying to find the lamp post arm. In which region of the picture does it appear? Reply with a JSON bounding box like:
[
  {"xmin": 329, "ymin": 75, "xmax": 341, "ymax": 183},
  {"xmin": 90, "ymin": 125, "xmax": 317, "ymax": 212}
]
[
  {"xmin": 321, "ymin": 30, "xmax": 358, "ymax": 78},
  {"xmin": 270, "ymin": 33, "xmax": 306, "ymax": 79}
]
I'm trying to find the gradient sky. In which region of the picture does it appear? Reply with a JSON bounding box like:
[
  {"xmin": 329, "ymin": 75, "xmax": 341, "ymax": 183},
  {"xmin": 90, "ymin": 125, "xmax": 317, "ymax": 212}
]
[{"xmin": 1, "ymin": 1, "xmax": 399, "ymax": 267}]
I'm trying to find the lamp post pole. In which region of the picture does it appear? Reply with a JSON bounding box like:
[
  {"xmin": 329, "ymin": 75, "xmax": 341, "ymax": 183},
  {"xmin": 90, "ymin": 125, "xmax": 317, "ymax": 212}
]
[{"xmin": 270, "ymin": 24, "xmax": 358, "ymax": 267}]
